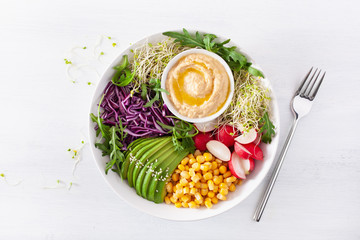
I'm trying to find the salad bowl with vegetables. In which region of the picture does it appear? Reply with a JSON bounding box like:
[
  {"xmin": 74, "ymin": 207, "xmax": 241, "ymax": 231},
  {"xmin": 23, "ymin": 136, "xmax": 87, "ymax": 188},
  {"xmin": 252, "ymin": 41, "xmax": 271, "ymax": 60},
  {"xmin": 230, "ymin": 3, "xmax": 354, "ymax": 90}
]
[{"xmin": 89, "ymin": 29, "xmax": 280, "ymax": 220}]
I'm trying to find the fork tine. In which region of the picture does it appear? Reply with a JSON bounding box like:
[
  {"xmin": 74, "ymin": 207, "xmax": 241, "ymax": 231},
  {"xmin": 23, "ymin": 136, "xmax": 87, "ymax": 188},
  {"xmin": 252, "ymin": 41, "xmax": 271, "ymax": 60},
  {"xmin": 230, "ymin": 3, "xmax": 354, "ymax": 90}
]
[
  {"xmin": 301, "ymin": 68, "xmax": 318, "ymax": 97},
  {"xmin": 305, "ymin": 69, "xmax": 321, "ymax": 97},
  {"xmin": 310, "ymin": 71, "xmax": 326, "ymax": 100},
  {"xmin": 295, "ymin": 67, "xmax": 313, "ymax": 95}
]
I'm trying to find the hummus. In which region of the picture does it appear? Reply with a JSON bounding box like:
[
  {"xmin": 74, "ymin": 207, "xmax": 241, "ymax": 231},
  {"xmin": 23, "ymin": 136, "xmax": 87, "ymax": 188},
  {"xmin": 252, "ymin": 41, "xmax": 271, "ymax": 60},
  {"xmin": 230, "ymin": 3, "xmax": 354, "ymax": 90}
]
[{"xmin": 165, "ymin": 53, "xmax": 230, "ymax": 118}]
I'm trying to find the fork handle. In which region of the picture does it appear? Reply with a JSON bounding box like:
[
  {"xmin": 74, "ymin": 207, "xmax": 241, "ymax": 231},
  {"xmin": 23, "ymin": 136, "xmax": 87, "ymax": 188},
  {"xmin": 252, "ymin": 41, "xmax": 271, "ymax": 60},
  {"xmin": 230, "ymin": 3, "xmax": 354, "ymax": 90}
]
[{"xmin": 253, "ymin": 118, "xmax": 299, "ymax": 222}]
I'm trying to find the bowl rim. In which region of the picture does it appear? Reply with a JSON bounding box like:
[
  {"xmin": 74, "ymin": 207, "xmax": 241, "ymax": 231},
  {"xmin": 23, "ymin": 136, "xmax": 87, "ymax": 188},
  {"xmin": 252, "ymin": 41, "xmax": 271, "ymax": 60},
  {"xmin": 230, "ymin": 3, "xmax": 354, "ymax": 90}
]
[
  {"xmin": 160, "ymin": 48, "xmax": 235, "ymax": 123},
  {"xmin": 88, "ymin": 29, "xmax": 280, "ymax": 221}
]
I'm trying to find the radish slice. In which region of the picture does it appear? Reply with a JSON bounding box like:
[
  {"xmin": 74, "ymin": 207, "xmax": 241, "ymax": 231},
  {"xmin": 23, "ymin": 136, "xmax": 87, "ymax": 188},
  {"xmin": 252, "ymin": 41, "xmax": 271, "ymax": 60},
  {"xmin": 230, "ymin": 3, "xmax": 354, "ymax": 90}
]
[
  {"xmin": 242, "ymin": 143, "xmax": 264, "ymax": 160},
  {"xmin": 235, "ymin": 128, "xmax": 258, "ymax": 144},
  {"xmin": 229, "ymin": 152, "xmax": 246, "ymax": 179},
  {"xmin": 206, "ymin": 140, "xmax": 231, "ymax": 162},
  {"xmin": 241, "ymin": 158, "xmax": 255, "ymax": 175},
  {"xmin": 194, "ymin": 119, "xmax": 217, "ymax": 132},
  {"xmin": 234, "ymin": 142, "xmax": 251, "ymax": 159}
]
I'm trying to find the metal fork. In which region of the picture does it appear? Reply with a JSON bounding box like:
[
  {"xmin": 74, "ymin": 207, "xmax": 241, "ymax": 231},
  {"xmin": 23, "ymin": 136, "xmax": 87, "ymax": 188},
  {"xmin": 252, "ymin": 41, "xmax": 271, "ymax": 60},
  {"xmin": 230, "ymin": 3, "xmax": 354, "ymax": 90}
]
[{"xmin": 253, "ymin": 67, "xmax": 326, "ymax": 222}]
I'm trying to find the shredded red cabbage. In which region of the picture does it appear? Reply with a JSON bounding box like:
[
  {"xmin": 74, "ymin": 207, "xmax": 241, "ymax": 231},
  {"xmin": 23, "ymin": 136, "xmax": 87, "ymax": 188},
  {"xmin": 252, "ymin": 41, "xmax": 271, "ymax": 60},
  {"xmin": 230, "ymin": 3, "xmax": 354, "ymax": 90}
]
[{"xmin": 96, "ymin": 82, "xmax": 174, "ymax": 150}]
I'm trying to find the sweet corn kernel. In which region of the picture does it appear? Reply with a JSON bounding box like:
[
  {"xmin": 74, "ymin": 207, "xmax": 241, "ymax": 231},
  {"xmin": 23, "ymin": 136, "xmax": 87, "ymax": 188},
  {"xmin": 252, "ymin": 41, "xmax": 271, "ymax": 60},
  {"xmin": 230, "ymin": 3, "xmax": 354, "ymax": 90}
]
[
  {"xmin": 200, "ymin": 164, "xmax": 209, "ymax": 172},
  {"xmin": 194, "ymin": 150, "xmax": 201, "ymax": 157},
  {"xmin": 178, "ymin": 164, "xmax": 185, "ymax": 171},
  {"xmin": 185, "ymin": 166, "xmax": 189, "ymax": 171},
  {"xmin": 201, "ymin": 188, "xmax": 209, "ymax": 196},
  {"xmin": 203, "ymin": 152, "xmax": 213, "ymax": 161},
  {"xmin": 196, "ymin": 155, "xmax": 205, "ymax": 164},
  {"xmin": 194, "ymin": 182, "xmax": 201, "ymax": 188},
  {"xmin": 189, "ymin": 201, "xmax": 197, "ymax": 208},
  {"xmin": 182, "ymin": 202, "xmax": 189, "ymax": 208},
  {"xmin": 190, "ymin": 188, "xmax": 197, "ymax": 195},
  {"xmin": 192, "ymin": 162, "xmax": 200, "ymax": 171},
  {"xmin": 213, "ymin": 185, "xmax": 219, "ymax": 193},
  {"xmin": 205, "ymin": 197, "xmax": 212, "ymax": 202},
  {"xmin": 180, "ymin": 171, "xmax": 190, "ymax": 179},
  {"xmin": 219, "ymin": 183, "xmax": 228, "ymax": 189},
  {"xmin": 172, "ymin": 173, "xmax": 179, "ymax": 181},
  {"xmin": 211, "ymin": 197, "xmax": 219, "ymax": 204},
  {"xmin": 181, "ymin": 195, "xmax": 191, "ymax": 203},
  {"xmin": 229, "ymin": 183, "xmax": 236, "ymax": 192},
  {"xmin": 195, "ymin": 192, "xmax": 203, "ymax": 201},
  {"xmin": 217, "ymin": 193, "xmax": 227, "ymax": 201},
  {"xmin": 216, "ymin": 159, "xmax": 222, "ymax": 164},
  {"xmin": 211, "ymin": 161, "xmax": 218, "ymax": 170},
  {"xmin": 219, "ymin": 166, "xmax": 227, "ymax": 174},
  {"xmin": 203, "ymin": 172, "xmax": 213, "ymax": 181},
  {"xmin": 195, "ymin": 198, "xmax": 203, "ymax": 205},
  {"xmin": 220, "ymin": 188, "xmax": 228, "ymax": 196},
  {"xmin": 175, "ymin": 202, "xmax": 182, "ymax": 208},
  {"xmin": 181, "ymin": 157, "xmax": 189, "ymax": 165},
  {"xmin": 189, "ymin": 181, "xmax": 195, "ymax": 188},
  {"xmin": 176, "ymin": 183, "xmax": 182, "ymax": 190},
  {"xmin": 170, "ymin": 196, "xmax": 177, "ymax": 203},
  {"xmin": 223, "ymin": 171, "xmax": 232, "ymax": 178},
  {"xmin": 205, "ymin": 200, "xmax": 213, "ymax": 209},
  {"xmin": 188, "ymin": 154, "xmax": 195, "ymax": 159},
  {"xmin": 208, "ymin": 180, "xmax": 215, "ymax": 190},
  {"xmin": 191, "ymin": 174, "xmax": 201, "ymax": 183},
  {"xmin": 213, "ymin": 169, "xmax": 220, "ymax": 176},
  {"xmin": 189, "ymin": 158, "xmax": 196, "ymax": 164},
  {"xmin": 237, "ymin": 180, "xmax": 243, "ymax": 185},
  {"xmin": 165, "ymin": 196, "xmax": 171, "ymax": 204},
  {"xmin": 200, "ymin": 183, "xmax": 208, "ymax": 189},
  {"xmin": 225, "ymin": 176, "xmax": 237, "ymax": 183},
  {"xmin": 175, "ymin": 189, "xmax": 183, "ymax": 197},
  {"xmin": 175, "ymin": 169, "xmax": 181, "ymax": 174},
  {"xmin": 208, "ymin": 191, "xmax": 215, "ymax": 198},
  {"xmin": 166, "ymin": 182, "xmax": 173, "ymax": 193},
  {"xmin": 189, "ymin": 168, "xmax": 196, "ymax": 177},
  {"xmin": 172, "ymin": 186, "xmax": 177, "ymax": 193},
  {"xmin": 179, "ymin": 178, "xmax": 188, "ymax": 186},
  {"xmin": 183, "ymin": 187, "xmax": 190, "ymax": 194},
  {"xmin": 213, "ymin": 176, "xmax": 222, "ymax": 185}
]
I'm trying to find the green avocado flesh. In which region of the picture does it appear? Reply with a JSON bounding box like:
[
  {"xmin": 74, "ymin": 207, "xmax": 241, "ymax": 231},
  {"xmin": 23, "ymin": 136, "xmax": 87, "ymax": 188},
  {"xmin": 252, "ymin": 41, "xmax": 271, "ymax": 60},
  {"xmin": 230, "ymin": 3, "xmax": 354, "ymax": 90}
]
[
  {"xmin": 118, "ymin": 136, "xmax": 191, "ymax": 204},
  {"xmin": 127, "ymin": 137, "xmax": 168, "ymax": 187}
]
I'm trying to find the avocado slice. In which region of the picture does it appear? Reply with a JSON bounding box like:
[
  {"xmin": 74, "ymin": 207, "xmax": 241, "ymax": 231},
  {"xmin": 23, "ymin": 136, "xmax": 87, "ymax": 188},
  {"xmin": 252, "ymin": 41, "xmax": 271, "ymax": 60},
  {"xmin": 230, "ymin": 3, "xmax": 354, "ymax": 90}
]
[
  {"xmin": 130, "ymin": 137, "xmax": 172, "ymax": 187},
  {"xmin": 127, "ymin": 137, "xmax": 167, "ymax": 187},
  {"xmin": 141, "ymin": 148, "xmax": 180, "ymax": 202},
  {"xmin": 120, "ymin": 138, "xmax": 150, "ymax": 179},
  {"xmin": 135, "ymin": 141, "xmax": 175, "ymax": 197},
  {"xmin": 152, "ymin": 149, "xmax": 189, "ymax": 203}
]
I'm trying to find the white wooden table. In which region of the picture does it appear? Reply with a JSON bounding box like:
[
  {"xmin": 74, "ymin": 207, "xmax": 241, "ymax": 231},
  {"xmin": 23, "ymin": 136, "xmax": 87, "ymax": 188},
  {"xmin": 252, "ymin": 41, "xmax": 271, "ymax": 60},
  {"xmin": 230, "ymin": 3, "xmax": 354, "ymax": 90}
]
[{"xmin": 1, "ymin": 0, "xmax": 359, "ymax": 239}]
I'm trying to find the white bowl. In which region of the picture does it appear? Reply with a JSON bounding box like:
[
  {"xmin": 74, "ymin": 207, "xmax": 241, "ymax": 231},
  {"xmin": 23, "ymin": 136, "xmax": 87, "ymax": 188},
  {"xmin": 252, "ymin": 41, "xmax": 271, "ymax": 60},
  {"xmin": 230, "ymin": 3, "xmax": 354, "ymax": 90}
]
[
  {"xmin": 161, "ymin": 48, "xmax": 234, "ymax": 123},
  {"xmin": 89, "ymin": 30, "xmax": 280, "ymax": 221}
]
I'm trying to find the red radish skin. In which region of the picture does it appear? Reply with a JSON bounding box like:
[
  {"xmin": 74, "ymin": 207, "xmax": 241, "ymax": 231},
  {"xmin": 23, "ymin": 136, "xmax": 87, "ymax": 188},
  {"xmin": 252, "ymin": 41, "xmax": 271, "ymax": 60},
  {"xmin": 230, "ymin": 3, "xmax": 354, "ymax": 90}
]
[
  {"xmin": 242, "ymin": 142, "xmax": 264, "ymax": 160},
  {"xmin": 234, "ymin": 128, "xmax": 258, "ymax": 144},
  {"xmin": 249, "ymin": 158, "xmax": 255, "ymax": 171},
  {"xmin": 229, "ymin": 152, "xmax": 246, "ymax": 179},
  {"xmin": 215, "ymin": 125, "xmax": 239, "ymax": 147},
  {"xmin": 234, "ymin": 142, "xmax": 251, "ymax": 159},
  {"xmin": 206, "ymin": 140, "xmax": 231, "ymax": 162},
  {"xmin": 193, "ymin": 132, "xmax": 214, "ymax": 151}
]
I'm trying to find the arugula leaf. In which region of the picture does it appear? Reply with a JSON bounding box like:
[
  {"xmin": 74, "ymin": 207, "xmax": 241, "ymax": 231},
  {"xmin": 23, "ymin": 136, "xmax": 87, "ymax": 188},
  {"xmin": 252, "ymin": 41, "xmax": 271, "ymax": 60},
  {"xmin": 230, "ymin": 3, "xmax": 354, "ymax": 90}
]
[
  {"xmin": 156, "ymin": 118, "xmax": 198, "ymax": 152},
  {"xmin": 163, "ymin": 29, "xmax": 264, "ymax": 78},
  {"xmin": 259, "ymin": 112, "xmax": 275, "ymax": 143},
  {"xmin": 112, "ymin": 55, "xmax": 136, "ymax": 87},
  {"xmin": 143, "ymin": 78, "xmax": 169, "ymax": 108}
]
